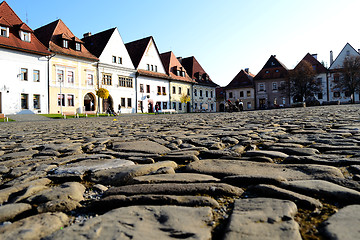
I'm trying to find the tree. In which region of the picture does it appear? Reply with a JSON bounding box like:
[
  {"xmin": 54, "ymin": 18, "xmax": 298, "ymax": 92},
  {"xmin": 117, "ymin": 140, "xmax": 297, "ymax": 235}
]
[
  {"xmin": 336, "ymin": 55, "xmax": 360, "ymax": 103},
  {"xmin": 180, "ymin": 93, "xmax": 191, "ymax": 112},
  {"xmin": 95, "ymin": 88, "xmax": 109, "ymax": 113},
  {"xmin": 287, "ymin": 60, "xmax": 320, "ymax": 103}
]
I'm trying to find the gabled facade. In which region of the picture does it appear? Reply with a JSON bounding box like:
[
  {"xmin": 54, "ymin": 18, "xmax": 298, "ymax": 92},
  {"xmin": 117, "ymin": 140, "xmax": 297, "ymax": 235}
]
[
  {"xmin": 180, "ymin": 56, "xmax": 217, "ymax": 112},
  {"xmin": 0, "ymin": 1, "xmax": 50, "ymax": 114},
  {"xmin": 224, "ymin": 69, "xmax": 255, "ymax": 111},
  {"xmin": 34, "ymin": 19, "xmax": 98, "ymax": 114},
  {"xmin": 82, "ymin": 28, "xmax": 136, "ymax": 113},
  {"xmin": 293, "ymin": 53, "xmax": 328, "ymax": 104},
  {"xmin": 126, "ymin": 36, "xmax": 170, "ymax": 113},
  {"xmin": 328, "ymin": 43, "xmax": 360, "ymax": 103},
  {"xmin": 160, "ymin": 51, "xmax": 194, "ymax": 113},
  {"xmin": 253, "ymin": 55, "xmax": 289, "ymax": 109}
]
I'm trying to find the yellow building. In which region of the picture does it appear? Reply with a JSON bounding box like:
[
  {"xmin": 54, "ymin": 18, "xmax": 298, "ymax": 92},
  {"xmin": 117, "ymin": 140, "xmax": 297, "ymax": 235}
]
[
  {"xmin": 35, "ymin": 19, "xmax": 98, "ymax": 114},
  {"xmin": 160, "ymin": 51, "xmax": 195, "ymax": 113}
]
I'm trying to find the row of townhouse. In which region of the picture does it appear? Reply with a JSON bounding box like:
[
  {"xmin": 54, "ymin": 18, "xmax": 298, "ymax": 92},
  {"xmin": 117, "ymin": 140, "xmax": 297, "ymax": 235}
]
[
  {"xmin": 220, "ymin": 43, "xmax": 360, "ymax": 110},
  {"xmin": 0, "ymin": 1, "xmax": 218, "ymax": 115}
]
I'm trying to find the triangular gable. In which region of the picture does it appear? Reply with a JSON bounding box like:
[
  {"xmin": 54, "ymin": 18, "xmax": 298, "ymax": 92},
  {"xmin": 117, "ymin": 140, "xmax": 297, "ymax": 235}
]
[
  {"xmin": 181, "ymin": 56, "xmax": 218, "ymax": 87},
  {"xmin": 19, "ymin": 22, "xmax": 33, "ymax": 32},
  {"xmin": 82, "ymin": 28, "xmax": 116, "ymax": 58},
  {"xmin": 295, "ymin": 53, "xmax": 327, "ymax": 74},
  {"xmin": 125, "ymin": 36, "xmax": 152, "ymax": 68},
  {"xmin": 329, "ymin": 43, "xmax": 360, "ymax": 70},
  {"xmin": 254, "ymin": 55, "xmax": 289, "ymax": 80},
  {"xmin": 0, "ymin": 1, "xmax": 22, "ymax": 26},
  {"xmin": 225, "ymin": 69, "xmax": 254, "ymax": 89},
  {"xmin": 160, "ymin": 51, "xmax": 193, "ymax": 83},
  {"xmin": 0, "ymin": 16, "xmax": 12, "ymax": 27}
]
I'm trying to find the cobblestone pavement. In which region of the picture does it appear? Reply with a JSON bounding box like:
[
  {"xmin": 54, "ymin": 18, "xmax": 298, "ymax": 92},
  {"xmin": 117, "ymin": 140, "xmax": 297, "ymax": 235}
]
[{"xmin": 1, "ymin": 105, "xmax": 360, "ymax": 239}]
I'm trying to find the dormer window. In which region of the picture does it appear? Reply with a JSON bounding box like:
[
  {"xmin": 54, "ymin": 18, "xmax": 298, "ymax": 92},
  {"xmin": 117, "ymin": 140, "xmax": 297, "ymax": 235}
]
[
  {"xmin": 0, "ymin": 26, "xmax": 8, "ymax": 37},
  {"xmin": 20, "ymin": 31, "xmax": 31, "ymax": 42},
  {"xmin": 118, "ymin": 57, "xmax": 122, "ymax": 64},
  {"xmin": 63, "ymin": 40, "xmax": 69, "ymax": 48},
  {"xmin": 75, "ymin": 42, "xmax": 81, "ymax": 51}
]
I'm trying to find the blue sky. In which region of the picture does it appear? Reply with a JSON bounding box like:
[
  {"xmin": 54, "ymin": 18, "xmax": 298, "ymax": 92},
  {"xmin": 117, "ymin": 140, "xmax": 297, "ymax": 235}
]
[{"xmin": 6, "ymin": 0, "xmax": 360, "ymax": 86}]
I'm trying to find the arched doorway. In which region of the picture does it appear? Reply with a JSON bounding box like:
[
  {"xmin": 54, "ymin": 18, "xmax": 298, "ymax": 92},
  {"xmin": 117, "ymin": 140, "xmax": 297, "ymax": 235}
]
[
  {"xmin": 148, "ymin": 99, "xmax": 153, "ymax": 113},
  {"xmin": 219, "ymin": 103, "xmax": 225, "ymax": 112},
  {"xmin": 84, "ymin": 93, "xmax": 95, "ymax": 111},
  {"xmin": 102, "ymin": 95, "xmax": 113, "ymax": 113}
]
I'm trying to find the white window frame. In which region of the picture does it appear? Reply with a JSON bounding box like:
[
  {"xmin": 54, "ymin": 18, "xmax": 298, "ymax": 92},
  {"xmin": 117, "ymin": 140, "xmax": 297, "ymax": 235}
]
[
  {"xmin": 33, "ymin": 70, "xmax": 40, "ymax": 82},
  {"xmin": 20, "ymin": 31, "xmax": 31, "ymax": 42},
  {"xmin": 0, "ymin": 26, "xmax": 9, "ymax": 37},
  {"xmin": 67, "ymin": 94, "xmax": 74, "ymax": 106},
  {"xmin": 67, "ymin": 70, "xmax": 74, "ymax": 85}
]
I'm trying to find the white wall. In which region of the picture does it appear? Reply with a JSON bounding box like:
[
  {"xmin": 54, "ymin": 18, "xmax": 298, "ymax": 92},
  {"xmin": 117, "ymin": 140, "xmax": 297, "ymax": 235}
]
[
  {"xmin": 193, "ymin": 85, "xmax": 216, "ymax": 112},
  {"xmin": 137, "ymin": 76, "xmax": 169, "ymax": 113},
  {"xmin": 0, "ymin": 48, "xmax": 48, "ymax": 114},
  {"xmin": 138, "ymin": 39, "xmax": 167, "ymax": 75}
]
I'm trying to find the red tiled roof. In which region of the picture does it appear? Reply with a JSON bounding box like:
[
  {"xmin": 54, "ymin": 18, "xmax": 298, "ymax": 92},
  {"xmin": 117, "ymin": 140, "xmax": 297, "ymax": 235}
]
[
  {"xmin": 34, "ymin": 19, "xmax": 98, "ymax": 61},
  {"xmin": 82, "ymin": 28, "xmax": 116, "ymax": 58},
  {"xmin": 254, "ymin": 55, "xmax": 289, "ymax": 80},
  {"xmin": 0, "ymin": 1, "xmax": 50, "ymax": 56},
  {"xmin": 137, "ymin": 69, "xmax": 170, "ymax": 80},
  {"xmin": 296, "ymin": 53, "xmax": 328, "ymax": 74},
  {"xmin": 180, "ymin": 56, "xmax": 218, "ymax": 87},
  {"xmin": 125, "ymin": 36, "xmax": 152, "ymax": 68},
  {"xmin": 160, "ymin": 51, "xmax": 195, "ymax": 83},
  {"xmin": 225, "ymin": 69, "xmax": 254, "ymax": 89}
]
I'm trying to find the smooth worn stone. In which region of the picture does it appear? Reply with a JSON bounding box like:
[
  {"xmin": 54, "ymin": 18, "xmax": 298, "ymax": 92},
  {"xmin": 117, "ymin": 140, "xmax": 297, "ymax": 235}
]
[
  {"xmin": 322, "ymin": 205, "xmax": 360, "ymax": 240},
  {"xmin": 186, "ymin": 159, "xmax": 344, "ymax": 180},
  {"xmin": 221, "ymin": 137, "xmax": 239, "ymax": 145},
  {"xmin": 0, "ymin": 212, "xmax": 69, "ymax": 240},
  {"xmin": 244, "ymin": 150, "xmax": 289, "ymax": 159},
  {"xmin": 46, "ymin": 206, "xmax": 213, "ymax": 240},
  {"xmin": 127, "ymin": 157, "xmax": 155, "ymax": 164},
  {"xmin": 268, "ymin": 147, "xmax": 320, "ymax": 156},
  {"xmin": 155, "ymin": 154, "xmax": 199, "ymax": 164},
  {"xmin": 54, "ymin": 153, "xmax": 115, "ymax": 165},
  {"xmin": 224, "ymin": 198, "xmax": 301, "ymax": 240},
  {"xmin": 12, "ymin": 184, "xmax": 50, "ymax": 203},
  {"xmin": 0, "ymin": 178, "xmax": 51, "ymax": 204},
  {"xmin": 8, "ymin": 165, "xmax": 35, "ymax": 178},
  {"xmin": 130, "ymin": 173, "xmax": 220, "ymax": 184},
  {"xmin": 280, "ymin": 180, "xmax": 360, "ymax": 205},
  {"xmin": 105, "ymin": 183, "xmax": 243, "ymax": 197},
  {"xmin": 283, "ymin": 155, "xmax": 360, "ymax": 166},
  {"xmin": 92, "ymin": 184, "xmax": 108, "ymax": 192},
  {"xmin": 37, "ymin": 199, "xmax": 82, "ymax": 213},
  {"xmin": 0, "ymin": 203, "xmax": 32, "ymax": 222},
  {"xmin": 200, "ymin": 149, "xmax": 241, "ymax": 159},
  {"xmin": 93, "ymin": 194, "xmax": 220, "ymax": 211},
  {"xmin": 222, "ymin": 175, "xmax": 287, "ymax": 187},
  {"xmin": 0, "ymin": 165, "xmax": 9, "ymax": 174},
  {"xmin": 112, "ymin": 140, "xmax": 171, "ymax": 154},
  {"xmin": 149, "ymin": 166, "xmax": 175, "ymax": 175},
  {"xmin": 3, "ymin": 170, "xmax": 48, "ymax": 188},
  {"xmin": 90, "ymin": 161, "xmax": 178, "ymax": 186},
  {"xmin": 26, "ymin": 182, "xmax": 85, "ymax": 204},
  {"xmin": 0, "ymin": 150, "xmax": 38, "ymax": 161},
  {"xmin": 249, "ymin": 184, "xmax": 323, "ymax": 210}
]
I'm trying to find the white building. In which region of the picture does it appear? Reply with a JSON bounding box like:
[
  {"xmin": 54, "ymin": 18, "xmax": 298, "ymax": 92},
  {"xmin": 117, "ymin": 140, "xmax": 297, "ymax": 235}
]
[
  {"xmin": 0, "ymin": 1, "xmax": 50, "ymax": 115},
  {"xmin": 329, "ymin": 43, "xmax": 360, "ymax": 103},
  {"xmin": 126, "ymin": 37, "xmax": 170, "ymax": 113},
  {"xmin": 83, "ymin": 28, "xmax": 136, "ymax": 113}
]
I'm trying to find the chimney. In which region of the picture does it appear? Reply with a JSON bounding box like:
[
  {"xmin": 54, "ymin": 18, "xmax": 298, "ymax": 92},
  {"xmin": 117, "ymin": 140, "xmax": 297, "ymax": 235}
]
[
  {"xmin": 177, "ymin": 57, "xmax": 182, "ymax": 63},
  {"xmin": 83, "ymin": 32, "xmax": 91, "ymax": 38},
  {"xmin": 311, "ymin": 54, "xmax": 318, "ymax": 60},
  {"xmin": 244, "ymin": 68, "xmax": 249, "ymax": 73},
  {"xmin": 330, "ymin": 50, "xmax": 334, "ymax": 65}
]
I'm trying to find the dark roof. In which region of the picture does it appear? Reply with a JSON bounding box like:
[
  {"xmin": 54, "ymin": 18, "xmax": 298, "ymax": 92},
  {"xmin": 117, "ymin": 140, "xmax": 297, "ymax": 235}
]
[
  {"xmin": 225, "ymin": 70, "xmax": 254, "ymax": 89},
  {"xmin": 296, "ymin": 53, "xmax": 328, "ymax": 74},
  {"xmin": 34, "ymin": 19, "xmax": 98, "ymax": 61},
  {"xmin": 160, "ymin": 51, "xmax": 194, "ymax": 83},
  {"xmin": 82, "ymin": 28, "xmax": 116, "ymax": 58},
  {"xmin": 125, "ymin": 36, "xmax": 152, "ymax": 68},
  {"xmin": 180, "ymin": 56, "xmax": 218, "ymax": 87},
  {"xmin": 0, "ymin": 1, "xmax": 50, "ymax": 56},
  {"xmin": 254, "ymin": 55, "xmax": 289, "ymax": 80}
]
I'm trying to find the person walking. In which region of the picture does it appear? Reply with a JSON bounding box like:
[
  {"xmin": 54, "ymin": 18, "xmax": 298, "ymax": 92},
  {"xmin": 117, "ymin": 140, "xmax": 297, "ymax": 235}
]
[{"xmin": 239, "ymin": 100, "xmax": 244, "ymax": 111}]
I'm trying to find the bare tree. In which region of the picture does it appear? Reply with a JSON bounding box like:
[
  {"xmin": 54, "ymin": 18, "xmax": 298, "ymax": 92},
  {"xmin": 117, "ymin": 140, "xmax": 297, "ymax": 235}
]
[{"xmin": 336, "ymin": 55, "xmax": 360, "ymax": 103}]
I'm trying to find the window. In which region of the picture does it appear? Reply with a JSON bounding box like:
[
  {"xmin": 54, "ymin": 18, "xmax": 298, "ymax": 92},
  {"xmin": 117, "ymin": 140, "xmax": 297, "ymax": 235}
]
[
  {"xmin": 265, "ymin": 70, "xmax": 270, "ymax": 74},
  {"xmin": 102, "ymin": 74, "xmax": 112, "ymax": 85},
  {"xmin": 206, "ymin": 91, "xmax": 208, "ymax": 97},
  {"xmin": 247, "ymin": 90, "xmax": 251, "ymax": 97},
  {"xmin": 0, "ymin": 26, "xmax": 8, "ymax": 37},
  {"xmin": 333, "ymin": 92, "xmax": 340, "ymax": 98},
  {"xmin": 155, "ymin": 65, "xmax": 158, "ymax": 72},
  {"xmin": 172, "ymin": 86, "xmax": 176, "ymax": 94},
  {"xmin": 57, "ymin": 70, "xmax": 64, "ymax": 83},
  {"xmin": 346, "ymin": 50, "xmax": 350, "ymax": 56},
  {"xmin": 33, "ymin": 70, "xmax": 40, "ymax": 82},
  {"xmin": 146, "ymin": 85, "xmax": 150, "ymax": 93},
  {"xmin": 121, "ymin": 98, "xmax": 126, "ymax": 107},
  {"xmin": 67, "ymin": 71, "xmax": 74, "ymax": 84},
  {"xmin": 87, "ymin": 73, "xmax": 94, "ymax": 85},
  {"xmin": 187, "ymin": 88, "xmax": 190, "ymax": 96},
  {"xmin": 162, "ymin": 87, "xmax": 166, "ymax": 95},
  {"xmin": 63, "ymin": 40, "xmax": 69, "ymax": 48},
  {"xmin": 345, "ymin": 91, "xmax": 351, "ymax": 97},
  {"xmin": 247, "ymin": 102, "xmax": 251, "ymax": 109},
  {"xmin": 67, "ymin": 94, "xmax": 74, "ymax": 106},
  {"xmin": 156, "ymin": 101, "xmax": 162, "ymax": 110},
  {"xmin": 334, "ymin": 75, "xmax": 340, "ymax": 82},
  {"xmin": 118, "ymin": 57, "xmax": 122, "ymax": 64},
  {"xmin": 259, "ymin": 83, "xmax": 265, "ymax": 91},
  {"xmin": 21, "ymin": 68, "xmax": 28, "ymax": 81},
  {"xmin": 172, "ymin": 102, "xmax": 176, "ymax": 110},
  {"xmin": 157, "ymin": 86, "xmax": 161, "ymax": 95},
  {"xmin": 112, "ymin": 56, "xmax": 116, "ymax": 63},
  {"xmin": 147, "ymin": 64, "xmax": 150, "ymax": 71},
  {"xmin": 177, "ymin": 70, "xmax": 181, "ymax": 76},
  {"xmin": 58, "ymin": 94, "xmax": 65, "ymax": 106},
  {"xmin": 75, "ymin": 42, "xmax": 81, "ymax": 51},
  {"xmin": 318, "ymin": 92, "xmax": 323, "ymax": 100},
  {"xmin": 200, "ymin": 90, "xmax": 203, "ymax": 97},
  {"xmin": 127, "ymin": 98, "xmax": 132, "ymax": 108},
  {"xmin": 211, "ymin": 104, "xmax": 214, "ymax": 111},
  {"xmin": 22, "ymin": 31, "xmax": 30, "ymax": 42},
  {"xmin": 229, "ymin": 92, "xmax": 233, "ymax": 98},
  {"xmin": 163, "ymin": 102, "xmax": 167, "ymax": 109},
  {"xmin": 240, "ymin": 91, "xmax": 244, "ymax": 97},
  {"xmin": 33, "ymin": 94, "xmax": 40, "ymax": 109},
  {"xmin": 211, "ymin": 90, "xmax": 213, "ymax": 98},
  {"xmin": 181, "ymin": 71, "xmax": 185, "ymax": 77},
  {"xmin": 118, "ymin": 77, "xmax": 133, "ymax": 88},
  {"xmin": 140, "ymin": 84, "xmax": 144, "ymax": 93},
  {"xmin": 194, "ymin": 103, "xmax": 198, "ymax": 109},
  {"xmin": 151, "ymin": 65, "xmax": 154, "ymax": 71},
  {"xmin": 179, "ymin": 102, "xmax": 182, "ymax": 110},
  {"xmin": 272, "ymin": 82, "xmax": 277, "ymax": 90},
  {"xmin": 21, "ymin": 94, "xmax": 28, "ymax": 109},
  {"xmin": 126, "ymin": 78, "xmax": 133, "ymax": 88},
  {"xmin": 194, "ymin": 89, "xmax": 197, "ymax": 96},
  {"xmin": 179, "ymin": 87, "xmax": 182, "ymax": 95}
]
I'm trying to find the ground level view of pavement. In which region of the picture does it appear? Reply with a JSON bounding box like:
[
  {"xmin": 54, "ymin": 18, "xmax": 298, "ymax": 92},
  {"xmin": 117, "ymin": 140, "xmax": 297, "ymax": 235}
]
[{"xmin": 1, "ymin": 104, "xmax": 360, "ymax": 239}]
